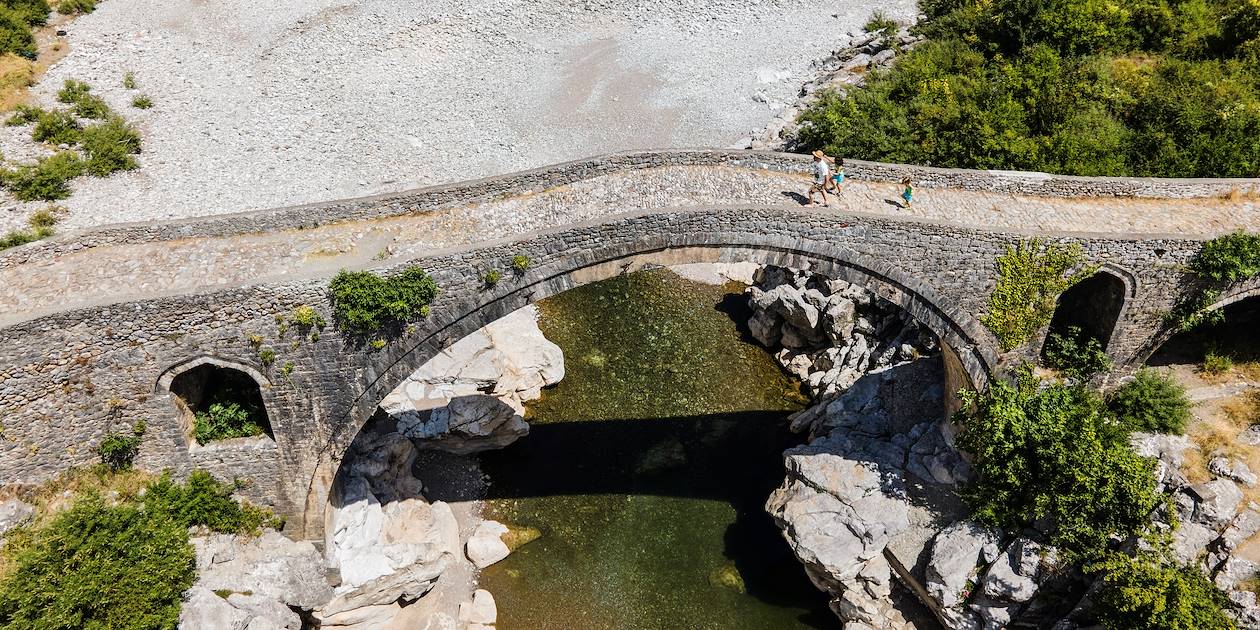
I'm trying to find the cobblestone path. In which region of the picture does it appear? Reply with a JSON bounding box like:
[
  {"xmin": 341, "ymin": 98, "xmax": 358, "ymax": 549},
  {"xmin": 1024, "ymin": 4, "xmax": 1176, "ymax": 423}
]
[{"xmin": 3, "ymin": 165, "xmax": 1258, "ymax": 326}]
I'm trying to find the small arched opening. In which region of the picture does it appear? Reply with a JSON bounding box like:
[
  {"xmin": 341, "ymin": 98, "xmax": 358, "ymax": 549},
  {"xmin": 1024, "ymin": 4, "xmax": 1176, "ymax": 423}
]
[
  {"xmin": 166, "ymin": 360, "xmax": 274, "ymax": 445},
  {"xmin": 1042, "ymin": 270, "xmax": 1128, "ymax": 360}
]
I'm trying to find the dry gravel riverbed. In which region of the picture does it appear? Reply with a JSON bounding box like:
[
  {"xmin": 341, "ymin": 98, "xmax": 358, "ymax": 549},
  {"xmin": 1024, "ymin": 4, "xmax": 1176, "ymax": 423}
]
[{"xmin": 0, "ymin": 0, "xmax": 915, "ymax": 232}]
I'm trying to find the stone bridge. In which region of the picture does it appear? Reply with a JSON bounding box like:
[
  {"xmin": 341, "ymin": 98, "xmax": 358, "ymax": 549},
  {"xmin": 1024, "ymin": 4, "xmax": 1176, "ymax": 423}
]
[{"xmin": 1, "ymin": 149, "xmax": 1258, "ymax": 539}]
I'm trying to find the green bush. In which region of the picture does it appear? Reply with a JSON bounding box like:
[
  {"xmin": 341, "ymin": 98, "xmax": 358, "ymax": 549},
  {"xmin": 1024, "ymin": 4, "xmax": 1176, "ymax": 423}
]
[
  {"xmin": 863, "ymin": 11, "xmax": 898, "ymax": 35},
  {"xmin": 3, "ymin": 0, "xmax": 51, "ymax": 26},
  {"xmin": 69, "ymin": 93, "xmax": 109, "ymax": 120},
  {"xmin": 1189, "ymin": 232, "xmax": 1260, "ymax": 284},
  {"xmin": 1092, "ymin": 552, "xmax": 1235, "ymax": 630},
  {"xmin": 290, "ymin": 304, "xmax": 325, "ymax": 329},
  {"xmin": 193, "ymin": 401, "xmax": 265, "ymax": 444},
  {"xmin": 142, "ymin": 470, "xmax": 281, "ymax": 534},
  {"xmin": 484, "ymin": 269, "xmax": 501, "ymax": 287},
  {"xmin": 796, "ymin": 0, "xmax": 1260, "ymax": 178},
  {"xmin": 1, "ymin": 151, "xmax": 84, "ymax": 201},
  {"xmin": 79, "ymin": 116, "xmax": 141, "ymax": 176},
  {"xmin": 0, "ymin": 493, "xmax": 194, "ymax": 630},
  {"xmin": 130, "ymin": 94, "xmax": 151, "ymax": 109},
  {"xmin": 329, "ymin": 266, "xmax": 439, "ymax": 334},
  {"xmin": 0, "ymin": 469, "xmax": 279, "ymax": 629},
  {"xmin": 1107, "ymin": 368, "xmax": 1192, "ymax": 434},
  {"xmin": 0, "ymin": 207, "xmax": 58, "ymax": 250},
  {"xmin": 1202, "ymin": 351, "xmax": 1234, "ymax": 376},
  {"xmin": 257, "ymin": 347, "xmax": 275, "ymax": 366},
  {"xmin": 96, "ymin": 431, "xmax": 141, "ymax": 471},
  {"xmin": 55, "ymin": 79, "xmax": 90, "ymax": 104},
  {"xmin": 31, "ymin": 109, "xmax": 80, "ymax": 145},
  {"xmin": 982, "ymin": 239, "xmax": 1094, "ymax": 351},
  {"xmin": 55, "ymin": 0, "xmax": 96, "ymax": 15},
  {"xmin": 512, "ymin": 255, "xmax": 530, "ymax": 274},
  {"xmin": 4, "ymin": 103, "xmax": 41, "ymax": 126},
  {"xmin": 0, "ymin": 8, "xmax": 36, "ymax": 58},
  {"xmin": 956, "ymin": 369, "xmax": 1160, "ymax": 558},
  {"xmin": 1044, "ymin": 325, "xmax": 1113, "ymax": 378}
]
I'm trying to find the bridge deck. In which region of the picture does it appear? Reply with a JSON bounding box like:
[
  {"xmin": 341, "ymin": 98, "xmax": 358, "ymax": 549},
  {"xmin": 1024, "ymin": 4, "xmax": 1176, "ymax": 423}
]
[{"xmin": 3, "ymin": 164, "xmax": 1259, "ymax": 326}]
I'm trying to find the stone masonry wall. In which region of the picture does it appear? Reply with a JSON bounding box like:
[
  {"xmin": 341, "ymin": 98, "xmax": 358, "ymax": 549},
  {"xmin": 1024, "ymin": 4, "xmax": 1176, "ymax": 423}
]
[
  {"xmin": 0, "ymin": 205, "xmax": 1239, "ymax": 537},
  {"xmin": 1, "ymin": 149, "xmax": 1255, "ymax": 270}
]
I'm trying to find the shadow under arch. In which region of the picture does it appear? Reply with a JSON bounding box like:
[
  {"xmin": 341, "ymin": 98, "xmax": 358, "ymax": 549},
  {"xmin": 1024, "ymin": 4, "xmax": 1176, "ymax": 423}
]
[
  {"xmin": 1041, "ymin": 264, "xmax": 1135, "ymax": 356},
  {"xmin": 297, "ymin": 236, "xmax": 1002, "ymax": 538},
  {"xmin": 1134, "ymin": 275, "xmax": 1260, "ymax": 366}
]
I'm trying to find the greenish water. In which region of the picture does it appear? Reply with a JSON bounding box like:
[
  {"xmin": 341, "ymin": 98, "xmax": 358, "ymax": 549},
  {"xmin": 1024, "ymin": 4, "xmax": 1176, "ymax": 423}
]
[{"xmin": 478, "ymin": 269, "xmax": 837, "ymax": 630}]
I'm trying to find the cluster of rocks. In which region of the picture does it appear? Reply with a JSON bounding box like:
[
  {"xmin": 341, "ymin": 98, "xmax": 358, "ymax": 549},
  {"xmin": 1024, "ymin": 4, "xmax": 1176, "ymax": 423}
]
[
  {"xmin": 749, "ymin": 24, "xmax": 924, "ymax": 151},
  {"xmin": 379, "ymin": 305, "xmax": 563, "ymax": 454},
  {"xmin": 745, "ymin": 265, "xmax": 937, "ymax": 398},
  {"xmin": 1133, "ymin": 433, "xmax": 1260, "ymax": 628},
  {"xmin": 181, "ymin": 305, "xmax": 564, "ymax": 629}
]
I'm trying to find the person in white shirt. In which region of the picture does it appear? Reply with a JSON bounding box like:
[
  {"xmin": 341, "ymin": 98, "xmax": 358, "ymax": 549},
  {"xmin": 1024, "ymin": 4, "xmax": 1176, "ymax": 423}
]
[{"xmin": 807, "ymin": 150, "xmax": 832, "ymax": 206}]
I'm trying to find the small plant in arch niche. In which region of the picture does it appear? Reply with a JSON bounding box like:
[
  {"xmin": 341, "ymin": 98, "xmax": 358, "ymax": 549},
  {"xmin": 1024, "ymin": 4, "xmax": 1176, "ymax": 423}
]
[
  {"xmin": 512, "ymin": 255, "xmax": 531, "ymax": 275},
  {"xmin": 484, "ymin": 269, "xmax": 502, "ymax": 287},
  {"xmin": 1043, "ymin": 326, "xmax": 1112, "ymax": 379},
  {"xmin": 257, "ymin": 347, "xmax": 276, "ymax": 367},
  {"xmin": 194, "ymin": 401, "xmax": 265, "ymax": 444}
]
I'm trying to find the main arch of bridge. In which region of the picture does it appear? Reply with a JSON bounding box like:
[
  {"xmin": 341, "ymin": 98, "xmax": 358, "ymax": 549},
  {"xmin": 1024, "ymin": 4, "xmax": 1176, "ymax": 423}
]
[{"xmin": 298, "ymin": 235, "xmax": 1001, "ymax": 539}]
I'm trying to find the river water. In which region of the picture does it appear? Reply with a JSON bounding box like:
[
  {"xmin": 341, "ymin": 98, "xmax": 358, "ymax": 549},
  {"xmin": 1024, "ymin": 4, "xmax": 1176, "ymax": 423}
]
[{"xmin": 478, "ymin": 269, "xmax": 837, "ymax": 629}]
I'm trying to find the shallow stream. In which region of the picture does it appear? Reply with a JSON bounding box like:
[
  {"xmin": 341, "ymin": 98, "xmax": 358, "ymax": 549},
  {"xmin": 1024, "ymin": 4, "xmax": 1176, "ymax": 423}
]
[{"xmin": 478, "ymin": 269, "xmax": 837, "ymax": 629}]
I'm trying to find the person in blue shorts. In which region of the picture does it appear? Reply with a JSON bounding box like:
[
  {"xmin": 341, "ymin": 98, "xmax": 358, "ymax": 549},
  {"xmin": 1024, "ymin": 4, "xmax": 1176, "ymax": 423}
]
[
  {"xmin": 828, "ymin": 157, "xmax": 846, "ymax": 195},
  {"xmin": 901, "ymin": 177, "xmax": 914, "ymax": 208}
]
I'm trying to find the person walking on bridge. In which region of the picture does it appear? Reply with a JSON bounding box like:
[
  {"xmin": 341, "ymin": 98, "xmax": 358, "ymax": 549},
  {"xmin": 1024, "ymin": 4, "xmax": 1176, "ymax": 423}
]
[{"xmin": 807, "ymin": 150, "xmax": 832, "ymax": 207}]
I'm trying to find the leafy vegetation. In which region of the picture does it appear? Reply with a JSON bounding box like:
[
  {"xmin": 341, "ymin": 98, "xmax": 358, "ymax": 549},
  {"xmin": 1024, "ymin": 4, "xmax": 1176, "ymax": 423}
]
[
  {"xmin": 257, "ymin": 347, "xmax": 275, "ymax": 366},
  {"xmin": 1043, "ymin": 325, "xmax": 1113, "ymax": 378},
  {"xmin": 1107, "ymin": 368, "xmax": 1193, "ymax": 434},
  {"xmin": 512, "ymin": 255, "xmax": 530, "ymax": 274},
  {"xmin": 55, "ymin": 0, "xmax": 97, "ymax": 15},
  {"xmin": 0, "ymin": 470, "xmax": 277, "ymax": 630},
  {"xmin": 30, "ymin": 108, "xmax": 80, "ymax": 144},
  {"xmin": 3, "ymin": 102, "xmax": 38, "ymax": 125},
  {"xmin": 96, "ymin": 422, "xmax": 144, "ymax": 471},
  {"xmin": 79, "ymin": 116, "xmax": 141, "ymax": 176},
  {"xmin": 1092, "ymin": 551, "xmax": 1236, "ymax": 630},
  {"xmin": 290, "ymin": 304, "xmax": 325, "ymax": 329},
  {"xmin": 981, "ymin": 239, "xmax": 1093, "ymax": 351},
  {"xmin": 328, "ymin": 266, "xmax": 439, "ymax": 334},
  {"xmin": 121, "ymin": 71, "xmax": 136, "ymax": 90},
  {"xmin": 1172, "ymin": 232, "xmax": 1260, "ymax": 330},
  {"xmin": 956, "ymin": 368, "xmax": 1160, "ymax": 558},
  {"xmin": 2, "ymin": 0, "xmax": 49, "ymax": 27},
  {"xmin": 484, "ymin": 269, "xmax": 502, "ymax": 287},
  {"xmin": 193, "ymin": 401, "xmax": 265, "ymax": 444},
  {"xmin": 0, "ymin": 206, "xmax": 59, "ymax": 250},
  {"xmin": 130, "ymin": 94, "xmax": 151, "ymax": 109},
  {"xmin": 1202, "ymin": 350, "xmax": 1234, "ymax": 375},
  {"xmin": 797, "ymin": 0, "xmax": 1260, "ymax": 178},
  {"xmin": 0, "ymin": 8, "xmax": 36, "ymax": 59},
  {"xmin": 1, "ymin": 151, "xmax": 84, "ymax": 201}
]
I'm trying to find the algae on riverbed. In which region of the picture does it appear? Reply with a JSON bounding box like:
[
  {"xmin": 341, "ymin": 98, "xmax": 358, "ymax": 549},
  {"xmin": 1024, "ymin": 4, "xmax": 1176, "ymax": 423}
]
[{"xmin": 479, "ymin": 269, "xmax": 835, "ymax": 629}]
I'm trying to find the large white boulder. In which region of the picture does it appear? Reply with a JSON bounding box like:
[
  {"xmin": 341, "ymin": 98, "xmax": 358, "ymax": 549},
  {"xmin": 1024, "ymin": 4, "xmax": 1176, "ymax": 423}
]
[
  {"xmin": 466, "ymin": 520, "xmax": 512, "ymax": 569},
  {"xmin": 192, "ymin": 532, "xmax": 334, "ymax": 611}
]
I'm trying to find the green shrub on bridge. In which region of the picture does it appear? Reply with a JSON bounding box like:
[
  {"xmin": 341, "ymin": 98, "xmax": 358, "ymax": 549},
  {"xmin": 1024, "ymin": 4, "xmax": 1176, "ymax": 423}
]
[
  {"xmin": 329, "ymin": 266, "xmax": 438, "ymax": 334},
  {"xmin": 956, "ymin": 368, "xmax": 1160, "ymax": 558},
  {"xmin": 981, "ymin": 239, "xmax": 1094, "ymax": 351}
]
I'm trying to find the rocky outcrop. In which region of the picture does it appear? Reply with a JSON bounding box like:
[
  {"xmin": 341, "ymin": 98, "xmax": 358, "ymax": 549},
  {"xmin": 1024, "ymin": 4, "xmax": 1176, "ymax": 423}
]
[
  {"xmin": 0, "ymin": 498, "xmax": 33, "ymax": 538},
  {"xmin": 380, "ymin": 305, "xmax": 563, "ymax": 454},
  {"xmin": 750, "ymin": 26, "xmax": 924, "ymax": 150},
  {"xmin": 746, "ymin": 266, "xmax": 936, "ymax": 399},
  {"xmin": 767, "ymin": 357, "xmax": 972, "ymax": 628}
]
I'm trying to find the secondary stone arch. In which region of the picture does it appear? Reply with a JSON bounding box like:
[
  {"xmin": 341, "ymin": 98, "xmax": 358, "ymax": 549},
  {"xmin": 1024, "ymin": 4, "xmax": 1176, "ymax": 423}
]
[
  {"xmin": 1134, "ymin": 275, "xmax": 1260, "ymax": 365},
  {"xmin": 298, "ymin": 235, "xmax": 1002, "ymax": 538}
]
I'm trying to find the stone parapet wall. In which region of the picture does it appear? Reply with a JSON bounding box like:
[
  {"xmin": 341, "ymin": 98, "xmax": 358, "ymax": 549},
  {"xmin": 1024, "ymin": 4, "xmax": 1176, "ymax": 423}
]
[{"xmin": 2, "ymin": 149, "xmax": 1253, "ymax": 270}]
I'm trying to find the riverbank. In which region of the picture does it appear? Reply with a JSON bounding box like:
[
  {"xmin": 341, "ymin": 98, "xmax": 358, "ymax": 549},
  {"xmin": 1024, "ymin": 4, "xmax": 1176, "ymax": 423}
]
[{"xmin": 0, "ymin": 0, "xmax": 916, "ymax": 232}]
